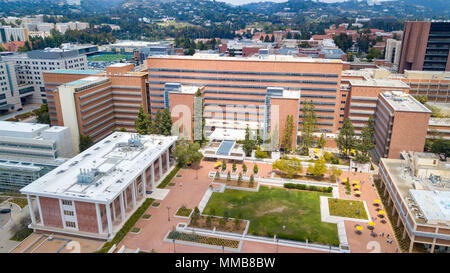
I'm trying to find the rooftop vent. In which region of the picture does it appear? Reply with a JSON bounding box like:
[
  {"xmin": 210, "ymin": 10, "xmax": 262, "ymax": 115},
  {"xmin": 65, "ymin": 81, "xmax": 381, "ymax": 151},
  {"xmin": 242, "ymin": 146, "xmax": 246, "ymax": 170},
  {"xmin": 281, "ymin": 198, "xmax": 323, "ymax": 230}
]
[{"xmin": 76, "ymin": 168, "xmax": 99, "ymax": 185}]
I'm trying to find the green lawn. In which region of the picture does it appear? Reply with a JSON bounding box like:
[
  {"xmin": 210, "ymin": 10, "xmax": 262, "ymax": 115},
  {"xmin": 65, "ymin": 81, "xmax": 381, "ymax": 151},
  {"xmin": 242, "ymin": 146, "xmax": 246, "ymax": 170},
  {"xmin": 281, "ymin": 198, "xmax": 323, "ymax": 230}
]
[
  {"xmin": 328, "ymin": 198, "xmax": 368, "ymax": 220},
  {"xmin": 203, "ymin": 186, "xmax": 339, "ymax": 246},
  {"xmin": 88, "ymin": 54, "xmax": 133, "ymax": 62}
]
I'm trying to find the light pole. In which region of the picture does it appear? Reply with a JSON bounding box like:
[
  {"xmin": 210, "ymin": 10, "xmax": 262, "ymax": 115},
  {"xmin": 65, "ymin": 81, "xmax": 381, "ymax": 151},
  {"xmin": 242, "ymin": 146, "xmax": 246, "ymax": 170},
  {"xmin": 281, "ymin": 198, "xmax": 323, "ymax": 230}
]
[
  {"xmin": 166, "ymin": 206, "xmax": 171, "ymax": 222},
  {"xmin": 173, "ymin": 238, "xmax": 176, "ymax": 253}
]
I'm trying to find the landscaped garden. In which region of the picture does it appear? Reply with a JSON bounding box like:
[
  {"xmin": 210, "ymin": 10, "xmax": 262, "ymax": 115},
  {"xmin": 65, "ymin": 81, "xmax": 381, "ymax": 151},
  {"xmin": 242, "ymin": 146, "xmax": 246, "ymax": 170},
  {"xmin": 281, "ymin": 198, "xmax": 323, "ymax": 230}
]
[
  {"xmin": 203, "ymin": 186, "xmax": 339, "ymax": 246},
  {"xmin": 189, "ymin": 214, "xmax": 247, "ymax": 234},
  {"xmin": 175, "ymin": 206, "xmax": 192, "ymax": 217},
  {"xmin": 10, "ymin": 198, "xmax": 28, "ymax": 208},
  {"xmin": 328, "ymin": 198, "xmax": 368, "ymax": 220},
  {"xmin": 167, "ymin": 231, "xmax": 240, "ymax": 249}
]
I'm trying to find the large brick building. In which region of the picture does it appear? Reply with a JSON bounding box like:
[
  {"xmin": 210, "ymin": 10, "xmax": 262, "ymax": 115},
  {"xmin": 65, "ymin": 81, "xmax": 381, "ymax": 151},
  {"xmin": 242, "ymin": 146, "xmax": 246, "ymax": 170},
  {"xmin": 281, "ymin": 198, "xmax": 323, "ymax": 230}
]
[
  {"xmin": 398, "ymin": 21, "xmax": 450, "ymax": 73},
  {"xmin": 20, "ymin": 132, "xmax": 177, "ymax": 240}
]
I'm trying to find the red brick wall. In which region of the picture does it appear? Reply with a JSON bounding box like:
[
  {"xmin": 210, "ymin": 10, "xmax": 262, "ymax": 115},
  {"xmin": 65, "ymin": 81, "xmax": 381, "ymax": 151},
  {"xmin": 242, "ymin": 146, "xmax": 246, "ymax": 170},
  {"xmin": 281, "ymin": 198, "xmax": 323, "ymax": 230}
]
[
  {"xmin": 39, "ymin": 196, "xmax": 63, "ymax": 228},
  {"xmin": 75, "ymin": 201, "xmax": 99, "ymax": 233},
  {"xmin": 271, "ymin": 97, "xmax": 299, "ymax": 149}
]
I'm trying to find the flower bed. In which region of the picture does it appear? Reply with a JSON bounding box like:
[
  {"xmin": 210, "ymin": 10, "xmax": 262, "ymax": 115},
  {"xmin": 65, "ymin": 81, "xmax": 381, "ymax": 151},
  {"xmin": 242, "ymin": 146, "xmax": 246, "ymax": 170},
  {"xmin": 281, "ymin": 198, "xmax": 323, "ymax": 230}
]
[
  {"xmin": 152, "ymin": 202, "xmax": 161, "ymax": 207},
  {"xmin": 142, "ymin": 214, "xmax": 151, "ymax": 220},
  {"xmin": 175, "ymin": 206, "xmax": 192, "ymax": 217},
  {"xmin": 284, "ymin": 183, "xmax": 333, "ymax": 193},
  {"xmin": 131, "ymin": 227, "xmax": 141, "ymax": 233},
  {"xmin": 274, "ymin": 173, "xmax": 336, "ymax": 183},
  {"xmin": 213, "ymin": 178, "xmax": 257, "ymax": 189},
  {"xmin": 167, "ymin": 231, "xmax": 239, "ymax": 248},
  {"xmin": 189, "ymin": 215, "xmax": 247, "ymax": 234}
]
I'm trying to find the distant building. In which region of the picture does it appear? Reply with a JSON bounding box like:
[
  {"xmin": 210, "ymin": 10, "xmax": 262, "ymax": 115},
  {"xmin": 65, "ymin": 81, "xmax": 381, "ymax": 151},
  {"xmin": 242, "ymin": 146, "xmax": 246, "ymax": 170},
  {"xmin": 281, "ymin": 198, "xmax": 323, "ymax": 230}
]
[
  {"xmin": 0, "ymin": 26, "xmax": 27, "ymax": 43},
  {"xmin": 2, "ymin": 48, "xmax": 88, "ymax": 104},
  {"xmin": 385, "ymin": 38, "xmax": 402, "ymax": 69},
  {"xmin": 0, "ymin": 121, "xmax": 72, "ymax": 192},
  {"xmin": 399, "ymin": 21, "xmax": 450, "ymax": 73}
]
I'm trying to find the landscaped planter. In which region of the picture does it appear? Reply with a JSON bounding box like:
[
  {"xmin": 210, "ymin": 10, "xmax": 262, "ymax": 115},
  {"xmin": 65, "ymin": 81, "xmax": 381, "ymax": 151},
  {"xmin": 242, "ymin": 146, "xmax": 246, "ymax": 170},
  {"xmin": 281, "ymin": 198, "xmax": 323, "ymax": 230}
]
[
  {"xmin": 130, "ymin": 227, "xmax": 141, "ymax": 234},
  {"xmin": 164, "ymin": 230, "xmax": 242, "ymax": 252},
  {"xmin": 152, "ymin": 202, "xmax": 161, "ymax": 208},
  {"xmin": 142, "ymin": 214, "xmax": 151, "ymax": 220},
  {"xmin": 188, "ymin": 215, "xmax": 248, "ymax": 235},
  {"xmin": 174, "ymin": 206, "xmax": 193, "ymax": 219}
]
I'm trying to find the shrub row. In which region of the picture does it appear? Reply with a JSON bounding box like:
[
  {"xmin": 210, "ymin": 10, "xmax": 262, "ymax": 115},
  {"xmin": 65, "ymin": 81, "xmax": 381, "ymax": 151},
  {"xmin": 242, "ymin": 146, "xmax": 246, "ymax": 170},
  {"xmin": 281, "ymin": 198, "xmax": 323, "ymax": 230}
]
[
  {"xmin": 157, "ymin": 166, "xmax": 181, "ymax": 189},
  {"xmin": 284, "ymin": 183, "xmax": 333, "ymax": 193},
  {"xmin": 96, "ymin": 198, "xmax": 154, "ymax": 253}
]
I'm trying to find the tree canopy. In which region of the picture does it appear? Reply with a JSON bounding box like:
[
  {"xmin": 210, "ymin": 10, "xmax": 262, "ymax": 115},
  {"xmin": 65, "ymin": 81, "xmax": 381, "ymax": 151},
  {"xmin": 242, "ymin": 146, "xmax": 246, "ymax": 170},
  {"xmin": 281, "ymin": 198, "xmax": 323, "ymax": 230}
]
[
  {"xmin": 173, "ymin": 139, "xmax": 203, "ymax": 167},
  {"xmin": 337, "ymin": 118, "xmax": 356, "ymax": 157}
]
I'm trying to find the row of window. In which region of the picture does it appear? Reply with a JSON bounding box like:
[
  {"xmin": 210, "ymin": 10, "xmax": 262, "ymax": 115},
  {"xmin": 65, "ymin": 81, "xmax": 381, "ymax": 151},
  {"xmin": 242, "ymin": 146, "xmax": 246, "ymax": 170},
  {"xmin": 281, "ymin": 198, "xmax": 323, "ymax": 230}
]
[{"xmin": 149, "ymin": 68, "xmax": 339, "ymax": 78}]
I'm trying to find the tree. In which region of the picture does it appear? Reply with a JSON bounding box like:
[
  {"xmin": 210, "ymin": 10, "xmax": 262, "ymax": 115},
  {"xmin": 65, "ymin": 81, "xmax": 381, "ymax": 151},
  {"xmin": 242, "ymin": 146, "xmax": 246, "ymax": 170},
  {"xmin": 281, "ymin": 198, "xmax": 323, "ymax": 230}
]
[
  {"xmin": 243, "ymin": 126, "xmax": 255, "ymax": 156},
  {"xmin": 249, "ymin": 174, "xmax": 255, "ymax": 188},
  {"xmin": 35, "ymin": 104, "xmax": 50, "ymax": 125},
  {"xmin": 242, "ymin": 163, "xmax": 247, "ymax": 173},
  {"xmin": 413, "ymin": 95, "xmax": 427, "ymax": 105},
  {"xmin": 333, "ymin": 33, "xmax": 353, "ymax": 52},
  {"xmin": 173, "ymin": 139, "xmax": 203, "ymax": 167},
  {"xmin": 264, "ymin": 35, "xmax": 270, "ymax": 42},
  {"xmin": 135, "ymin": 106, "xmax": 150, "ymax": 134},
  {"xmin": 227, "ymin": 171, "xmax": 231, "ymax": 181},
  {"xmin": 301, "ymin": 101, "xmax": 317, "ymax": 149},
  {"xmin": 222, "ymin": 159, "xmax": 227, "ymax": 172},
  {"xmin": 237, "ymin": 172, "xmax": 242, "ymax": 185},
  {"xmin": 281, "ymin": 115, "xmax": 294, "ymax": 152},
  {"xmin": 356, "ymin": 115, "xmax": 375, "ymax": 163},
  {"xmin": 232, "ymin": 162, "xmax": 237, "ymax": 172},
  {"xmin": 206, "ymin": 215, "xmax": 212, "ymax": 228},
  {"xmin": 329, "ymin": 166, "xmax": 342, "ymax": 181},
  {"xmin": 153, "ymin": 110, "xmax": 163, "ymax": 134},
  {"xmin": 272, "ymin": 157, "xmax": 303, "ymax": 179},
  {"xmin": 79, "ymin": 134, "xmax": 93, "ymax": 152},
  {"xmin": 431, "ymin": 139, "xmax": 450, "ymax": 159},
  {"xmin": 317, "ymin": 133, "xmax": 326, "ymax": 148},
  {"xmin": 160, "ymin": 108, "xmax": 173, "ymax": 136},
  {"xmin": 337, "ymin": 118, "xmax": 356, "ymax": 157},
  {"xmin": 307, "ymin": 160, "xmax": 327, "ymax": 177},
  {"xmin": 253, "ymin": 164, "xmax": 258, "ymax": 174}
]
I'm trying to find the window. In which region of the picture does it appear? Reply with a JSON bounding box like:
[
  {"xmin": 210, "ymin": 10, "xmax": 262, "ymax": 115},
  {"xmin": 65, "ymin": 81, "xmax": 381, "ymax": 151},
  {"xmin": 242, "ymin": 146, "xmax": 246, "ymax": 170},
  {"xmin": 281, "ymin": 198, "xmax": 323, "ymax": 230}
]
[
  {"xmin": 64, "ymin": 210, "xmax": 74, "ymax": 216},
  {"xmin": 62, "ymin": 200, "xmax": 73, "ymax": 206},
  {"xmin": 65, "ymin": 221, "xmax": 76, "ymax": 228}
]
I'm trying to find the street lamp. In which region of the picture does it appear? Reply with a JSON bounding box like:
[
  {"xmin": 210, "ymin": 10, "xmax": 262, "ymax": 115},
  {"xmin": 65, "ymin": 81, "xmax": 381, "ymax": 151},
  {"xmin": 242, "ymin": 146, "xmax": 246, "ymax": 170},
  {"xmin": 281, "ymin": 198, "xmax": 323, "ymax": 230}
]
[
  {"xmin": 166, "ymin": 206, "xmax": 171, "ymax": 222},
  {"xmin": 173, "ymin": 238, "xmax": 176, "ymax": 253}
]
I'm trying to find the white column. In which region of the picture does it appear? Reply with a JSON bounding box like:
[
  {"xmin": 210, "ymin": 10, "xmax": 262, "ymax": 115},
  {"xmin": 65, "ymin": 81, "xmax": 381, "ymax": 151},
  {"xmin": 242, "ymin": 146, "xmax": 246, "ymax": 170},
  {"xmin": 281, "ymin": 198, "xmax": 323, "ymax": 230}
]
[
  {"xmin": 119, "ymin": 191, "xmax": 125, "ymax": 222},
  {"xmin": 112, "ymin": 199, "xmax": 116, "ymax": 221},
  {"xmin": 36, "ymin": 196, "xmax": 44, "ymax": 226},
  {"xmin": 95, "ymin": 203, "xmax": 103, "ymax": 234},
  {"xmin": 151, "ymin": 163, "xmax": 155, "ymax": 189},
  {"xmin": 131, "ymin": 181, "xmax": 137, "ymax": 208},
  {"xmin": 124, "ymin": 189, "xmax": 127, "ymax": 210},
  {"xmin": 142, "ymin": 173, "xmax": 147, "ymax": 196},
  {"xmin": 166, "ymin": 149, "xmax": 170, "ymax": 170},
  {"xmin": 105, "ymin": 203, "xmax": 113, "ymax": 235},
  {"xmin": 27, "ymin": 194, "xmax": 36, "ymax": 225},
  {"xmin": 159, "ymin": 155, "xmax": 163, "ymax": 179}
]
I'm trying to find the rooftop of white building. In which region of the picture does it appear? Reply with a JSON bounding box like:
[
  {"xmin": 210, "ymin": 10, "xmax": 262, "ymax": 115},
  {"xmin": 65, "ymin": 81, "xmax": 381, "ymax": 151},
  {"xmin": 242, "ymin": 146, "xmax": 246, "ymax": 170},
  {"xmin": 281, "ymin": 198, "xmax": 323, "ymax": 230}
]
[
  {"xmin": 0, "ymin": 121, "xmax": 49, "ymax": 134},
  {"xmin": 20, "ymin": 132, "xmax": 178, "ymax": 203},
  {"xmin": 380, "ymin": 91, "xmax": 432, "ymax": 113}
]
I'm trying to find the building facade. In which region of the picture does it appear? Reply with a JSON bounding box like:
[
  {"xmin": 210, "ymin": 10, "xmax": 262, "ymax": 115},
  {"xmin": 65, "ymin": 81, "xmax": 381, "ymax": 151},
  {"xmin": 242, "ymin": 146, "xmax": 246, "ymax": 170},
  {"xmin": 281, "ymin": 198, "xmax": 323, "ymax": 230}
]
[
  {"xmin": 20, "ymin": 132, "xmax": 177, "ymax": 240},
  {"xmin": 399, "ymin": 21, "xmax": 450, "ymax": 73}
]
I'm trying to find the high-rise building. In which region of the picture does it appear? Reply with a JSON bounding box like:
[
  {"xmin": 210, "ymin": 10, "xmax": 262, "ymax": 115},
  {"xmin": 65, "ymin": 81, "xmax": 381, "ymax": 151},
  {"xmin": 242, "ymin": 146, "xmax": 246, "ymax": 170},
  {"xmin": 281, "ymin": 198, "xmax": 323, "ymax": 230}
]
[
  {"xmin": 0, "ymin": 26, "xmax": 27, "ymax": 44},
  {"xmin": 398, "ymin": 21, "xmax": 450, "ymax": 73},
  {"xmin": 385, "ymin": 38, "xmax": 402, "ymax": 69}
]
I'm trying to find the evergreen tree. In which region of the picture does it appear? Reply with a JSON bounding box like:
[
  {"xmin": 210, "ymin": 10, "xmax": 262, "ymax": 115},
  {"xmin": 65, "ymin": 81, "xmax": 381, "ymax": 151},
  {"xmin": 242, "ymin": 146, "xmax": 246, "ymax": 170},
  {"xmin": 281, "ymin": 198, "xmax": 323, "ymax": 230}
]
[
  {"xmin": 337, "ymin": 118, "xmax": 356, "ymax": 157},
  {"xmin": 356, "ymin": 115, "xmax": 375, "ymax": 163},
  {"xmin": 281, "ymin": 115, "xmax": 294, "ymax": 151},
  {"xmin": 153, "ymin": 110, "xmax": 163, "ymax": 134},
  {"xmin": 264, "ymin": 35, "xmax": 270, "ymax": 42},
  {"xmin": 135, "ymin": 106, "xmax": 150, "ymax": 134},
  {"xmin": 318, "ymin": 133, "xmax": 326, "ymax": 148},
  {"xmin": 79, "ymin": 134, "xmax": 93, "ymax": 152},
  {"xmin": 160, "ymin": 108, "xmax": 173, "ymax": 136},
  {"xmin": 243, "ymin": 126, "xmax": 255, "ymax": 156},
  {"xmin": 301, "ymin": 101, "xmax": 317, "ymax": 149},
  {"xmin": 35, "ymin": 104, "xmax": 50, "ymax": 125}
]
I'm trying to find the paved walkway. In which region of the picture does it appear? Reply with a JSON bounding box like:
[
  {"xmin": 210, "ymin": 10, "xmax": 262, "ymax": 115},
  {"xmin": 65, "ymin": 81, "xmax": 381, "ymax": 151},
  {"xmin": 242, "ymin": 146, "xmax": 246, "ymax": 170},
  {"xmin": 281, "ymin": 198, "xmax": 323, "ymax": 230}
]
[{"xmin": 0, "ymin": 104, "xmax": 40, "ymax": 121}]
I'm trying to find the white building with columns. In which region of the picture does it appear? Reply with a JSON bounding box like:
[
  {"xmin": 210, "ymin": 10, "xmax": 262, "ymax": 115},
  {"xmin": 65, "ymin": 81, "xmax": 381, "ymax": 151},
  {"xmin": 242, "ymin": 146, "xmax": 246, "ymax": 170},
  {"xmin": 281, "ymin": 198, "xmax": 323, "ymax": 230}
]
[{"xmin": 20, "ymin": 132, "xmax": 177, "ymax": 240}]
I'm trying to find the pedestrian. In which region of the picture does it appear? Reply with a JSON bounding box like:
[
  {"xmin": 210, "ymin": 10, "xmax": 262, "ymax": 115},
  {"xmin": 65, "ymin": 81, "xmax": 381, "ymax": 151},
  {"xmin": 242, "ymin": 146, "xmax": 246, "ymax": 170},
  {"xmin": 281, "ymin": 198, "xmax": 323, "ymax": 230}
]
[{"xmin": 381, "ymin": 232, "xmax": 384, "ymax": 237}]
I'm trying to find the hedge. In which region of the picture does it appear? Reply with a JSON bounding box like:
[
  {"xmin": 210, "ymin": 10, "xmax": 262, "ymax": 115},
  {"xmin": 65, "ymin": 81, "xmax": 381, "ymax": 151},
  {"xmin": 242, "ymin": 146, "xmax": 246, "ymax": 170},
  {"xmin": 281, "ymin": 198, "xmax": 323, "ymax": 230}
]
[
  {"xmin": 284, "ymin": 183, "xmax": 333, "ymax": 193},
  {"xmin": 96, "ymin": 198, "xmax": 154, "ymax": 253},
  {"xmin": 157, "ymin": 166, "xmax": 181, "ymax": 189}
]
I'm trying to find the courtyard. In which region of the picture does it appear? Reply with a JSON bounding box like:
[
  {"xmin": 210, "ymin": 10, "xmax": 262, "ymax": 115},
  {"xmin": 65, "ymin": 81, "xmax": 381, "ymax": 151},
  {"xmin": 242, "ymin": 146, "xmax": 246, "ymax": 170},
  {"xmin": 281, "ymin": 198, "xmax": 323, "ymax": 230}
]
[{"xmin": 203, "ymin": 186, "xmax": 340, "ymax": 246}]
